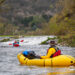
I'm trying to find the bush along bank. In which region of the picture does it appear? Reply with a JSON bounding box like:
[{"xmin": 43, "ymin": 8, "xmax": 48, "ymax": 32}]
[
  {"xmin": 40, "ymin": 35, "xmax": 75, "ymax": 47},
  {"xmin": 40, "ymin": 37, "xmax": 58, "ymax": 45},
  {"xmin": 0, "ymin": 38, "xmax": 10, "ymax": 42},
  {"xmin": 0, "ymin": 35, "xmax": 20, "ymax": 42}
]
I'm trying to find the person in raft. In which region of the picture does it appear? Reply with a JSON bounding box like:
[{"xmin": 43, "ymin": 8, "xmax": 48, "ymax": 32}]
[
  {"xmin": 14, "ymin": 40, "xmax": 19, "ymax": 44},
  {"xmin": 13, "ymin": 40, "xmax": 19, "ymax": 46},
  {"xmin": 40, "ymin": 40, "xmax": 61, "ymax": 59},
  {"xmin": 22, "ymin": 40, "xmax": 61, "ymax": 59}
]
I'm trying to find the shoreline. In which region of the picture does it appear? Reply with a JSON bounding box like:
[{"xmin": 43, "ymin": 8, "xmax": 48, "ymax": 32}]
[{"xmin": 0, "ymin": 35, "xmax": 75, "ymax": 47}]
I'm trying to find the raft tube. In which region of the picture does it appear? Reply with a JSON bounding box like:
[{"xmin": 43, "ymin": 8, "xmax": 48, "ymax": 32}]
[
  {"xmin": 14, "ymin": 44, "xmax": 19, "ymax": 47},
  {"xmin": 17, "ymin": 53, "xmax": 75, "ymax": 67}
]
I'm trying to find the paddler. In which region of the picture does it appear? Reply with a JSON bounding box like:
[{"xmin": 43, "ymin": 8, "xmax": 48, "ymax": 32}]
[{"xmin": 41, "ymin": 40, "xmax": 61, "ymax": 59}]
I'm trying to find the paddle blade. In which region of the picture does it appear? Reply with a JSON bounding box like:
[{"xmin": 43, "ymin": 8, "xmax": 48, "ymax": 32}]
[
  {"xmin": 20, "ymin": 40, "xmax": 24, "ymax": 42},
  {"xmin": 9, "ymin": 43, "xmax": 12, "ymax": 45}
]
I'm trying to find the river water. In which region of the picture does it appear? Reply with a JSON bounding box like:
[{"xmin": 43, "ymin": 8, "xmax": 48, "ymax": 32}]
[{"xmin": 0, "ymin": 36, "xmax": 75, "ymax": 75}]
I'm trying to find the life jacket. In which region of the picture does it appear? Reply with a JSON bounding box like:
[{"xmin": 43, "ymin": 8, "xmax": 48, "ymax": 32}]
[{"xmin": 47, "ymin": 47, "xmax": 61, "ymax": 58}]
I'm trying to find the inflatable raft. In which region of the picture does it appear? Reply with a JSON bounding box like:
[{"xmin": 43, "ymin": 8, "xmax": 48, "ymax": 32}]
[
  {"xmin": 13, "ymin": 44, "xmax": 19, "ymax": 47},
  {"xmin": 17, "ymin": 53, "xmax": 75, "ymax": 67}
]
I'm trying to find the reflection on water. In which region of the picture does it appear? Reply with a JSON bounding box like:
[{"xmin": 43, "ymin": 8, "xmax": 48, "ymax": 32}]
[
  {"xmin": 39, "ymin": 66, "xmax": 75, "ymax": 75},
  {"xmin": 47, "ymin": 70, "xmax": 75, "ymax": 75},
  {"xmin": 0, "ymin": 36, "xmax": 75, "ymax": 75},
  {"xmin": 47, "ymin": 71, "xmax": 75, "ymax": 75}
]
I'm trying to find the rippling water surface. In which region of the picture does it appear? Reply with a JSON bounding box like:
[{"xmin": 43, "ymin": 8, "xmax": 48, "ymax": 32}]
[{"xmin": 0, "ymin": 36, "xmax": 75, "ymax": 75}]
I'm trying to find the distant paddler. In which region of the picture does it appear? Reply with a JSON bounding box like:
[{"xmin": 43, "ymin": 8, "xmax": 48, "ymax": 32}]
[{"xmin": 13, "ymin": 40, "xmax": 20, "ymax": 47}]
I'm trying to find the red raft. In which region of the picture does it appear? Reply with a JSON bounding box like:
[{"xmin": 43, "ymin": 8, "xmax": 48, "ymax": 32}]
[{"xmin": 13, "ymin": 44, "xmax": 19, "ymax": 47}]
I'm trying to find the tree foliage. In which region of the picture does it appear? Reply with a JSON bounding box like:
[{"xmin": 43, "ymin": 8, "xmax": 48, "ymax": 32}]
[
  {"xmin": 46, "ymin": 0, "xmax": 75, "ymax": 46},
  {"xmin": 0, "ymin": 0, "xmax": 6, "ymax": 5},
  {"xmin": 48, "ymin": 0, "xmax": 75, "ymax": 35}
]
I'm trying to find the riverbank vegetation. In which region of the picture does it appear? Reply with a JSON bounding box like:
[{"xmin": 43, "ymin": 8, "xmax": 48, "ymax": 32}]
[
  {"xmin": 41, "ymin": 0, "xmax": 75, "ymax": 47},
  {"xmin": 40, "ymin": 37, "xmax": 57, "ymax": 45},
  {"xmin": 0, "ymin": 38, "xmax": 10, "ymax": 42},
  {"xmin": 0, "ymin": 0, "xmax": 75, "ymax": 46}
]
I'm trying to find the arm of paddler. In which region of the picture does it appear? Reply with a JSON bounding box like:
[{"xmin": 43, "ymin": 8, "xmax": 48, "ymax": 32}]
[{"xmin": 40, "ymin": 48, "xmax": 56, "ymax": 59}]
